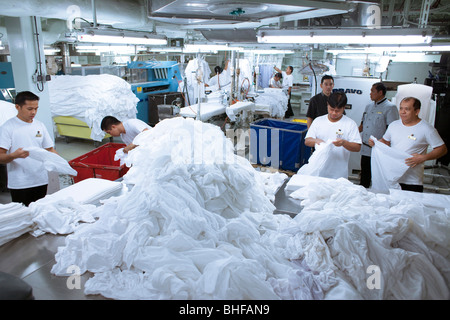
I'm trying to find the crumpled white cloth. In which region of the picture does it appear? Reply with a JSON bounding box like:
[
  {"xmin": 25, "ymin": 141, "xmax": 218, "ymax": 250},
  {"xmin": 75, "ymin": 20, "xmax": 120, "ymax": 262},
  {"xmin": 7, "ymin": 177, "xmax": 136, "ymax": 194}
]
[
  {"xmin": 50, "ymin": 117, "xmax": 337, "ymax": 300},
  {"xmin": 297, "ymin": 140, "xmax": 340, "ymax": 178},
  {"xmin": 0, "ymin": 100, "xmax": 17, "ymax": 127},
  {"xmin": 370, "ymin": 136, "xmax": 410, "ymax": 193},
  {"xmin": 290, "ymin": 178, "xmax": 450, "ymax": 300},
  {"xmin": 30, "ymin": 199, "xmax": 96, "ymax": 236},
  {"xmin": 24, "ymin": 147, "xmax": 77, "ymax": 176},
  {"xmin": 258, "ymin": 171, "xmax": 288, "ymax": 202},
  {"xmin": 254, "ymin": 88, "xmax": 288, "ymax": 118},
  {"xmin": 36, "ymin": 118, "xmax": 449, "ymax": 300},
  {"xmin": 28, "ymin": 178, "xmax": 123, "ymax": 236},
  {"xmin": 48, "ymin": 74, "xmax": 139, "ymax": 141},
  {"xmin": 114, "ymin": 148, "xmax": 127, "ymax": 167}
]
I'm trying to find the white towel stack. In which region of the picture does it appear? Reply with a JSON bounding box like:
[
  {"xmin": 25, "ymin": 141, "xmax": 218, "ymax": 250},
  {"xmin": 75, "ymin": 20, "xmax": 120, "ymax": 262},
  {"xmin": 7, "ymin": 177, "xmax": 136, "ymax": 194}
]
[{"xmin": 0, "ymin": 203, "xmax": 33, "ymax": 246}]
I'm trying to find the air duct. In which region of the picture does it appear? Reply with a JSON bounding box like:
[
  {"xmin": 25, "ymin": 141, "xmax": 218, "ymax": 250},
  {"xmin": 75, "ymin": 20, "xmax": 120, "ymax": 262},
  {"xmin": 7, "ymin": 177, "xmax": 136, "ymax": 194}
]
[{"xmin": 0, "ymin": 0, "xmax": 149, "ymax": 30}]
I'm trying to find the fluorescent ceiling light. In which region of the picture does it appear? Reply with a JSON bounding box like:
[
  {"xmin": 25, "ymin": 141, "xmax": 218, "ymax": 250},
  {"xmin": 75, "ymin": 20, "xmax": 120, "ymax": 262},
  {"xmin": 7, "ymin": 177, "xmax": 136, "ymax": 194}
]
[
  {"xmin": 243, "ymin": 49, "xmax": 294, "ymax": 54},
  {"xmin": 258, "ymin": 28, "xmax": 432, "ymax": 45},
  {"xmin": 77, "ymin": 30, "xmax": 167, "ymax": 45},
  {"xmin": 149, "ymin": 47, "xmax": 184, "ymax": 53},
  {"xmin": 76, "ymin": 45, "xmax": 147, "ymax": 52},
  {"xmin": 183, "ymin": 44, "xmax": 244, "ymax": 52},
  {"xmin": 327, "ymin": 45, "xmax": 450, "ymax": 55}
]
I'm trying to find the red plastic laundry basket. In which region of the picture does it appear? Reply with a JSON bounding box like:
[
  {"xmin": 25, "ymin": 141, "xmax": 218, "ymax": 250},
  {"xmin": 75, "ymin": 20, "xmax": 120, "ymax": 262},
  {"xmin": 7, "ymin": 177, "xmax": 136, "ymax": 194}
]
[{"xmin": 69, "ymin": 143, "xmax": 129, "ymax": 183}]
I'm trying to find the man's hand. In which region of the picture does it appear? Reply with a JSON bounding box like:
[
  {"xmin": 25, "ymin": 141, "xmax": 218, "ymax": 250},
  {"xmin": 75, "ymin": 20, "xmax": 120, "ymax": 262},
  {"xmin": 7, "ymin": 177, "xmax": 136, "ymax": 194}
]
[
  {"xmin": 123, "ymin": 143, "xmax": 137, "ymax": 154},
  {"xmin": 315, "ymin": 138, "xmax": 325, "ymax": 146},
  {"xmin": 333, "ymin": 138, "xmax": 346, "ymax": 147},
  {"xmin": 405, "ymin": 153, "xmax": 426, "ymax": 168},
  {"xmin": 12, "ymin": 148, "xmax": 29, "ymax": 159}
]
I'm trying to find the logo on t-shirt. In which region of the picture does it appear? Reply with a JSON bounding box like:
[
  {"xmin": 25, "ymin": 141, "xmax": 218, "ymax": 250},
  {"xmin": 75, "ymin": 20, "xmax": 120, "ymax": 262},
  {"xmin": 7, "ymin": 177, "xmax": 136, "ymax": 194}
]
[{"xmin": 36, "ymin": 131, "xmax": 42, "ymax": 137}]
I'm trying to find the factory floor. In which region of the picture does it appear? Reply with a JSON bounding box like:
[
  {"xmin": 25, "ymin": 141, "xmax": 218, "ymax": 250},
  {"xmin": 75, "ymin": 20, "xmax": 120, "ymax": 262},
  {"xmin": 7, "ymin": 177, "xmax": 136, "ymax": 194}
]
[{"xmin": 1, "ymin": 113, "xmax": 449, "ymax": 300}]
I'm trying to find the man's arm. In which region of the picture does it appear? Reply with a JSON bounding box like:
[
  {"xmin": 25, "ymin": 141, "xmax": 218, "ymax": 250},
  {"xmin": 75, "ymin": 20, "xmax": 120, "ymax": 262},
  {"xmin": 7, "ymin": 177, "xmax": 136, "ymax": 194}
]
[
  {"xmin": 333, "ymin": 139, "xmax": 361, "ymax": 152},
  {"xmin": 369, "ymin": 137, "xmax": 390, "ymax": 147},
  {"xmin": 274, "ymin": 66, "xmax": 281, "ymax": 74},
  {"xmin": 306, "ymin": 117, "xmax": 313, "ymax": 129},
  {"xmin": 0, "ymin": 147, "xmax": 29, "ymax": 164},
  {"xmin": 45, "ymin": 147, "xmax": 58, "ymax": 154},
  {"xmin": 305, "ymin": 137, "xmax": 324, "ymax": 148},
  {"xmin": 124, "ymin": 128, "xmax": 149, "ymax": 153},
  {"xmin": 123, "ymin": 143, "xmax": 137, "ymax": 153},
  {"xmin": 405, "ymin": 144, "xmax": 448, "ymax": 168}
]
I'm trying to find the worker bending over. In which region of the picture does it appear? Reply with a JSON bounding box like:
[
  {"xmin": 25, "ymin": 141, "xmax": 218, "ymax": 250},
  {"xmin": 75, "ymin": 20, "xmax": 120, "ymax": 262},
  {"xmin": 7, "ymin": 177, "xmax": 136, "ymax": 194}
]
[
  {"xmin": 269, "ymin": 73, "xmax": 283, "ymax": 88},
  {"xmin": 369, "ymin": 97, "xmax": 447, "ymax": 192},
  {"xmin": 101, "ymin": 116, "xmax": 151, "ymax": 153}
]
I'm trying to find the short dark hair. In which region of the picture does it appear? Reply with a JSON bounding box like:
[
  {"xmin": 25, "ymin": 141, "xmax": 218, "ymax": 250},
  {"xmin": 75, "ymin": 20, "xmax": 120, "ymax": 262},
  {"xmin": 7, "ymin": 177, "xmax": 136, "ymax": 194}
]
[
  {"xmin": 328, "ymin": 91, "xmax": 347, "ymax": 109},
  {"xmin": 214, "ymin": 66, "xmax": 222, "ymax": 74},
  {"xmin": 401, "ymin": 97, "xmax": 421, "ymax": 110},
  {"xmin": 101, "ymin": 116, "xmax": 121, "ymax": 131},
  {"xmin": 372, "ymin": 82, "xmax": 387, "ymax": 96},
  {"xmin": 275, "ymin": 72, "xmax": 282, "ymax": 79},
  {"xmin": 288, "ymin": 66, "xmax": 294, "ymax": 72},
  {"xmin": 15, "ymin": 91, "xmax": 39, "ymax": 106},
  {"xmin": 321, "ymin": 75, "xmax": 334, "ymax": 84}
]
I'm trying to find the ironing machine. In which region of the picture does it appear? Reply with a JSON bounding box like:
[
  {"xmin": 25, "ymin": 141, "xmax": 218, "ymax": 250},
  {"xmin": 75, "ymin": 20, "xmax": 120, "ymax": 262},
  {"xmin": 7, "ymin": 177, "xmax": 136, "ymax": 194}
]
[{"xmin": 127, "ymin": 61, "xmax": 182, "ymax": 124}]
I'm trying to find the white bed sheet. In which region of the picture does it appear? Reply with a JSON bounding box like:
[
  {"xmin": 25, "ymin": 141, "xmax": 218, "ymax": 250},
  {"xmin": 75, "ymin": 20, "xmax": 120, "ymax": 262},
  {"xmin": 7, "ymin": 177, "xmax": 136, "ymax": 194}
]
[{"xmin": 180, "ymin": 102, "xmax": 226, "ymax": 121}]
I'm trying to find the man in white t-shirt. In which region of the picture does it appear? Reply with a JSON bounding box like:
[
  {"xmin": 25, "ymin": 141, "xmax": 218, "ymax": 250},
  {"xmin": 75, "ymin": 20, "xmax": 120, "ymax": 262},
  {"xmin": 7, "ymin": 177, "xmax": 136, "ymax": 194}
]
[
  {"xmin": 101, "ymin": 116, "xmax": 151, "ymax": 153},
  {"xmin": 0, "ymin": 91, "xmax": 57, "ymax": 206},
  {"xmin": 274, "ymin": 66, "xmax": 294, "ymax": 118},
  {"xmin": 305, "ymin": 92, "xmax": 362, "ymax": 179},
  {"xmin": 370, "ymin": 97, "xmax": 447, "ymax": 192}
]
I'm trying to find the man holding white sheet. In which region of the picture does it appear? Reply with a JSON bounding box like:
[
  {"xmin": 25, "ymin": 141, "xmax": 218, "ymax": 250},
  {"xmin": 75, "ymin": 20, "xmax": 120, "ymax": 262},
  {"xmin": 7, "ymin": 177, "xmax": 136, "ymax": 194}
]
[
  {"xmin": 304, "ymin": 92, "xmax": 361, "ymax": 179},
  {"xmin": 369, "ymin": 96, "xmax": 447, "ymax": 192}
]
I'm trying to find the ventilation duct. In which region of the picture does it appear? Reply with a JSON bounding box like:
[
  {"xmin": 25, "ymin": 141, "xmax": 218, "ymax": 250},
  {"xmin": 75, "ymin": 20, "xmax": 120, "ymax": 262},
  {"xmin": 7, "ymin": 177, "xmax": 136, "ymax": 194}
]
[{"xmin": 200, "ymin": 29, "xmax": 257, "ymax": 43}]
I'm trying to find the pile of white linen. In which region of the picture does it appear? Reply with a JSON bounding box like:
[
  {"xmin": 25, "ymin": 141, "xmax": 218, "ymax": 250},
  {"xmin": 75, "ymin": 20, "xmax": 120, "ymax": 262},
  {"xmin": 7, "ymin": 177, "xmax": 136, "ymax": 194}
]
[
  {"xmin": 290, "ymin": 178, "xmax": 450, "ymax": 299},
  {"xmin": 20, "ymin": 116, "xmax": 445, "ymax": 300},
  {"xmin": 258, "ymin": 171, "xmax": 288, "ymax": 202},
  {"xmin": 29, "ymin": 178, "xmax": 124, "ymax": 236},
  {"xmin": 50, "ymin": 117, "xmax": 337, "ymax": 300},
  {"xmin": 0, "ymin": 100, "xmax": 17, "ymax": 126},
  {"xmin": 0, "ymin": 203, "xmax": 33, "ymax": 246},
  {"xmin": 254, "ymin": 88, "xmax": 288, "ymax": 118},
  {"xmin": 48, "ymin": 74, "xmax": 139, "ymax": 141}
]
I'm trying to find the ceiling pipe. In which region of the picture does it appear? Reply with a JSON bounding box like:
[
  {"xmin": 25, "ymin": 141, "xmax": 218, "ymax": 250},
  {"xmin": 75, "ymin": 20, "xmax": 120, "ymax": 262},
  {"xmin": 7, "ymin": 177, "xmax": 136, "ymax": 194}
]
[{"xmin": 91, "ymin": 0, "xmax": 98, "ymax": 28}]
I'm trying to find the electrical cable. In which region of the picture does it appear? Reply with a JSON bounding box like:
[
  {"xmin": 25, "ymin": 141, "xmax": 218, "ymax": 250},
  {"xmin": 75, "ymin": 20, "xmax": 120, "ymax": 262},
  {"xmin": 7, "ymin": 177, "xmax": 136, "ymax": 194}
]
[
  {"xmin": 33, "ymin": 16, "xmax": 45, "ymax": 92},
  {"xmin": 309, "ymin": 62, "xmax": 317, "ymax": 95}
]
